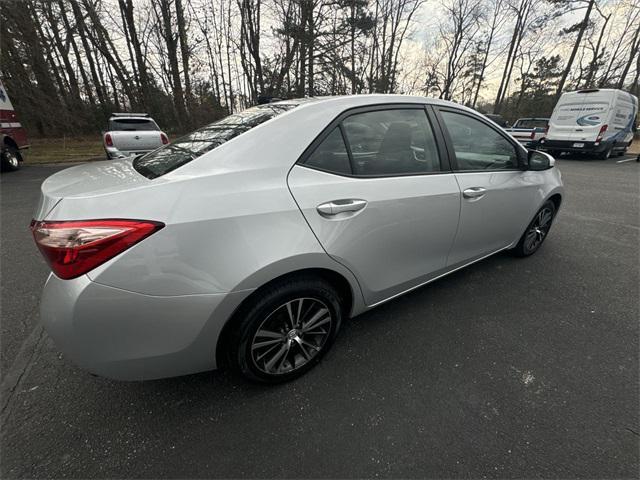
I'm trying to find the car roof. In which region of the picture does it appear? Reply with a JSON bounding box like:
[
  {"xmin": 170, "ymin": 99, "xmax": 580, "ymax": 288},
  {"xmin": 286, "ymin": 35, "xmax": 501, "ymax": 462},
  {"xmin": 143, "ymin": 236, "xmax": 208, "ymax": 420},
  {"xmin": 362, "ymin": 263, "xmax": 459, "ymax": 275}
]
[
  {"xmin": 270, "ymin": 94, "xmax": 466, "ymax": 110},
  {"xmin": 109, "ymin": 116, "xmax": 156, "ymax": 121},
  {"xmin": 170, "ymin": 93, "xmax": 518, "ymax": 179}
]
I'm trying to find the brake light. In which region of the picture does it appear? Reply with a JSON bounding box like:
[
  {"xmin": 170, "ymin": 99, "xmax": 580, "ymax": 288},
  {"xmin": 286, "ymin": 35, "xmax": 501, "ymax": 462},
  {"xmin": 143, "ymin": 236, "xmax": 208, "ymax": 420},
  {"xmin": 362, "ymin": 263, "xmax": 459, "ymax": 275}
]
[
  {"xmin": 595, "ymin": 124, "xmax": 608, "ymax": 144},
  {"xmin": 530, "ymin": 130, "xmax": 536, "ymax": 139},
  {"xmin": 30, "ymin": 219, "xmax": 164, "ymax": 279},
  {"xmin": 104, "ymin": 133, "xmax": 113, "ymax": 147},
  {"xmin": 160, "ymin": 133, "xmax": 169, "ymax": 145}
]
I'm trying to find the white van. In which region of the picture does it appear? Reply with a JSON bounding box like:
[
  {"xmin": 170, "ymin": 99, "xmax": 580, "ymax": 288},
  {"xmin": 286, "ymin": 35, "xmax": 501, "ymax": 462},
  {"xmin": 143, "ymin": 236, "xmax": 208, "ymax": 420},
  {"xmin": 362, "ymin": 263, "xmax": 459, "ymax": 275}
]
[{"xmin": 539, "ymin": 89, "xmax": 638, "ymax": 159}]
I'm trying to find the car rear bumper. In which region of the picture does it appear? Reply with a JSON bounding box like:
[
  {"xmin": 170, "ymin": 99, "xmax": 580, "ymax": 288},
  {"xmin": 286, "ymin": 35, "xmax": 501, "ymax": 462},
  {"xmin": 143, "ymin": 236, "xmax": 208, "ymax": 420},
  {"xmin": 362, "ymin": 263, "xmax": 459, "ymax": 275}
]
[
  {"xmin": 105, "ymin": 147, "xmax": 153, "ymax": 159},
  {"xmin": 40, "ymin": 273, "xmax": 251, "ymax": 380},
  {"xmin": 538, "ymin": 139, "xmax": 610, "ymax": 153}
]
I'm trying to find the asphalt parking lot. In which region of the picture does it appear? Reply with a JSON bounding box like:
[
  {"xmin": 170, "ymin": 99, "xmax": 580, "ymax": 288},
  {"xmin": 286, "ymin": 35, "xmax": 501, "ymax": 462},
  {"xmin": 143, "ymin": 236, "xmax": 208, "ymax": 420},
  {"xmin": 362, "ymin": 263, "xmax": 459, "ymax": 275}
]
[{"xmin": 1, "ymin": 156, "xmax": 638, "ymax": 478}]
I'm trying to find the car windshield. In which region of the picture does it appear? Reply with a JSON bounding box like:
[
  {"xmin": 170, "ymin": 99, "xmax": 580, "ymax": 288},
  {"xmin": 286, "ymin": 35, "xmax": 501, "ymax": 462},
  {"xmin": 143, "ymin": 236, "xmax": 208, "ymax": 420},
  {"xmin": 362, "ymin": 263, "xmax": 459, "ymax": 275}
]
[
  {"xmin": 515, "ymin": 119, "xmax": 548, "ymax": 129},
  {"xmin": 133, "ymin": 103, "xmax": 299, "ymax": 179},
  {"xmin": 109, "ymin": 118, "xmax": 159, "ymax": 131}
]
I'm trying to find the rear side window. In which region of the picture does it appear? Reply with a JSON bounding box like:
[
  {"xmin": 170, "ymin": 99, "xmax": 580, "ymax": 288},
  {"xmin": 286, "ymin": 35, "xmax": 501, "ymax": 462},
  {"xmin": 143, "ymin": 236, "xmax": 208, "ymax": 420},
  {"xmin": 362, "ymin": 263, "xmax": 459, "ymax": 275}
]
[
  {"xmin": 109, "ymin": 119, "xmax": 159, "ymax": 131},
  {"xmin": 343, "ymin": 109, "xmax": 440, "ymax": 176},
  {"xmin": 134, "ymin": 104, "xmax": 298, "ymax": 179},
  {"xmin": 303, "ymin": 108, "xmax": 441, "ymax": 177},
  {"xmin": 304, "ymin": 128, "xmax": 351, "ymax": 175}
]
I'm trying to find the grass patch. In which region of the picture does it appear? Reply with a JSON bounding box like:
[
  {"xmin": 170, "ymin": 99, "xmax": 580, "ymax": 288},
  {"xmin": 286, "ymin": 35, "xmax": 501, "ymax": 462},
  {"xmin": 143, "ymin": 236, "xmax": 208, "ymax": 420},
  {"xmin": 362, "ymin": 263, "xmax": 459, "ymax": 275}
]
[{"xmin": 24, "ymin": 136, "xmax": 105, "ymax": 164}]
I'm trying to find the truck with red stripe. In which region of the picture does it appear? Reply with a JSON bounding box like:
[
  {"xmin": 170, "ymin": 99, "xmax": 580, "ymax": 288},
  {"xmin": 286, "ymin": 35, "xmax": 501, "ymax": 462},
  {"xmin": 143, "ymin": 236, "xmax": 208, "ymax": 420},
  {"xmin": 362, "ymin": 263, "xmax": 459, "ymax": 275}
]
[
  {"xmin": 504, "ymin": 117, "xmax": 549, "ymax": 148},
  {"xmin": 0, "ymin": 80, "xmax": 29, "ymax": 172}
]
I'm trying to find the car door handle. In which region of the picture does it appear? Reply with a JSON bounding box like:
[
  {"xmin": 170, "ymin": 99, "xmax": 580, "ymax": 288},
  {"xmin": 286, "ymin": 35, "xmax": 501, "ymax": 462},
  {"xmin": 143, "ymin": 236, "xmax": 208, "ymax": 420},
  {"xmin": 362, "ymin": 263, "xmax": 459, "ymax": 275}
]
[
  {"xmin": 463, "ymin": 187, "xmax": 487, "ymax": 199},
  {"xmin": 317, "ymin": 199, "xmax": 367, "ymax": 216}
]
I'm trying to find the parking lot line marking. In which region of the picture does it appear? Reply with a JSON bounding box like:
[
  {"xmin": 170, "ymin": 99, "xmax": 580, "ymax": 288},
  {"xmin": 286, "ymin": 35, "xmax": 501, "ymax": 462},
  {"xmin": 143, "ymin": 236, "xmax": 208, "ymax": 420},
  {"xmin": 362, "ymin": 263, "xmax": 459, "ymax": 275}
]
[{"xmin": 616, "ymin": 157, "xmax": 638, "ymax": 164}]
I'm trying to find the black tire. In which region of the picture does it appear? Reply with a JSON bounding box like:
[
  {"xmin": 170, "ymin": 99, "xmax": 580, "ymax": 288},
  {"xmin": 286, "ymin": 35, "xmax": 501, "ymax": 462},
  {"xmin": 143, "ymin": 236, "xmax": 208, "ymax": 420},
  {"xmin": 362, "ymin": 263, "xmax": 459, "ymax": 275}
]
[
  {"xmin": 1, "ymin": 145, "xmax": 21, "ymax": 172},
  {"xmin": 598, "ymin": 147, "xmax": 612, "ymax": 160},
  {"xmin": 513, "ymin": 201, "xmax": 556, "ymax": 257},
  {"xmin": 616, "ymin": 148, "xmax": 626, "ymax": 157},
  {"xmin": 229, "ymin": 276, "xmax": 343, "ymax": 383}
]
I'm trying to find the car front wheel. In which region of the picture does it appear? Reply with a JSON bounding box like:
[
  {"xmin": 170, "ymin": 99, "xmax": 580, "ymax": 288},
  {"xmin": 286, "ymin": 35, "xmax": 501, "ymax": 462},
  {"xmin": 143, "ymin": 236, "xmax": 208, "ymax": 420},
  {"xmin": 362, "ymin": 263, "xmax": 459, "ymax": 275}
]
[
  {"xmin": 230, "ymin": 276, "xmax": 342, "ymax": 383},
  {"xmin": 513, "ymin": 201, "xmax": 556, "ymax": 257}
]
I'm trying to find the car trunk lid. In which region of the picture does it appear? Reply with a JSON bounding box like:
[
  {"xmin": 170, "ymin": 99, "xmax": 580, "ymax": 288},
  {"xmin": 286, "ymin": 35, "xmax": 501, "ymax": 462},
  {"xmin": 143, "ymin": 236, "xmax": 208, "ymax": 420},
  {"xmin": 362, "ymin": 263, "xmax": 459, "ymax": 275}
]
[
  {"xmin": 33, "ymin": 158, "xmax": 151, "ymax": 220},
  {"xmin": 109, "ymin": 130, "xmax": 164, "ymax": 153}
]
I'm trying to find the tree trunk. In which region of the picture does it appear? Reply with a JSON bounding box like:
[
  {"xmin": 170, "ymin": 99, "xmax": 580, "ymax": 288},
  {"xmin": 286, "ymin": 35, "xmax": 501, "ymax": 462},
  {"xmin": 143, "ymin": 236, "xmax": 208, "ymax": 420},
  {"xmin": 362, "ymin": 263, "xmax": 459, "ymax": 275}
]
[
  {"xmin": 617, "ymin": 22, "xmax": 640, "ymax": 89},
  {"xmin": 158, "ymin": 0, "xmax": 188, "ymax": 128},
  {"xmin": 175, "ymin": 0, "xmax": 193, "ymax": 122},
  {"xmin": 69, "ymin": 0, "xmax": 108, "ymax": 107},
  {"xmin": 555, "ymin": 0, "xmax": 596, "ymax": 100}
]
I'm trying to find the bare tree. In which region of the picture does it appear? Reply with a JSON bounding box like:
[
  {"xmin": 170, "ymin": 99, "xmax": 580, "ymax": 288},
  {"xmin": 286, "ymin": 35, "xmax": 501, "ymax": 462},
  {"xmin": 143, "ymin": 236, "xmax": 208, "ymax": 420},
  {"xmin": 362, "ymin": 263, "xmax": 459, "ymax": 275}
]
[
  {"xmin": 553, "ymin": 0, "xmax": 597, "ymax": 100},
  {"xmin": 438, "ymin": 0, "xmax": 483, "ymax": 100}
]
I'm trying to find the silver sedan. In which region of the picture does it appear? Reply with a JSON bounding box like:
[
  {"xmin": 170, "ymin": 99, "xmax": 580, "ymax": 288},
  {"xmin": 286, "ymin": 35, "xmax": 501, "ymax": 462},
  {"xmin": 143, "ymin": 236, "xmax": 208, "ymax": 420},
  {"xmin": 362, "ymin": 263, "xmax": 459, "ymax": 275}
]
[{"xmin": 32, "ymin": 95, "xmax": 564, "ymax": 383}]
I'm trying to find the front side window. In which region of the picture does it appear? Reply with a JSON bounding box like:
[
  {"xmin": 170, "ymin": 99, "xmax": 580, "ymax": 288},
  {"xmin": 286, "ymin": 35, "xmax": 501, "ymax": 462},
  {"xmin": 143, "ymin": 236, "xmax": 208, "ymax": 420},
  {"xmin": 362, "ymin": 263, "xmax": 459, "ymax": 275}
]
[
  {"xmin": 342, "ymin": 109, "xmax": 441, "ymax": 176},
  {"xmin": 440, "ymin": 111, "xmax": 518, "ymax": 171},
  {"xmin": 134, "ymin": 103, "xmax": 299, "ymax": 179}
]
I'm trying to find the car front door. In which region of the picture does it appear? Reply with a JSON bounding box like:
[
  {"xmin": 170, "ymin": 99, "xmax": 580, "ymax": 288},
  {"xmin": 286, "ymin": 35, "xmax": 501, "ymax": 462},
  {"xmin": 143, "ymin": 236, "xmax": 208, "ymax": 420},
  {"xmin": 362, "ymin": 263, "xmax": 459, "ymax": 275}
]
[
  {"xmin": 288, "ymin": 105, "xmax": 460, "ymax": 306},
  {"xmin": 434, "ymin": 107, "xmax": 540, "ymax": 266}
]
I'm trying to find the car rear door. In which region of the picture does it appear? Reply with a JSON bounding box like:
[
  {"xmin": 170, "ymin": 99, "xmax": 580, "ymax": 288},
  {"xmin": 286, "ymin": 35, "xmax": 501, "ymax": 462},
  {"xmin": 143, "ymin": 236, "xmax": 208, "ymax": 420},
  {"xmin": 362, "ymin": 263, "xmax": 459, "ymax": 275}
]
[
  {"xmin": 433, "ymin": 107, "xmax": 540, "ymax": 267},
  {"xmin": 288, "ymin": 105, "xmax": 460, "ymax": 306}
]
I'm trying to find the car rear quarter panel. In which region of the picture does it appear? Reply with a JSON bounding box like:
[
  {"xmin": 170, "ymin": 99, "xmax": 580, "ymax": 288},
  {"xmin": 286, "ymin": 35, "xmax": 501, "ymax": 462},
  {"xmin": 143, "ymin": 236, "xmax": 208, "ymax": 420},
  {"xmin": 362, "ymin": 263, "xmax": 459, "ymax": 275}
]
[{"xmin": 42, "ymin": 99, "xmax": 405, "ymax": 302}]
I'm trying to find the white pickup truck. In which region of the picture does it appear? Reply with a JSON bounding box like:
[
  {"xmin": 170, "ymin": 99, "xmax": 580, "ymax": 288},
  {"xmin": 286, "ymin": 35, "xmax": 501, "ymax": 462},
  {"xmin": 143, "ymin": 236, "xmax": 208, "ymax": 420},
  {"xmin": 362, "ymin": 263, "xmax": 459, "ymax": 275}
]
[
  {"xmin": 103, "ymin": 113, "xmax": 168, "ymax": 159},
  {"xmin": 504, "ymin": 117, "xmax": 549, "ymax": 148}
]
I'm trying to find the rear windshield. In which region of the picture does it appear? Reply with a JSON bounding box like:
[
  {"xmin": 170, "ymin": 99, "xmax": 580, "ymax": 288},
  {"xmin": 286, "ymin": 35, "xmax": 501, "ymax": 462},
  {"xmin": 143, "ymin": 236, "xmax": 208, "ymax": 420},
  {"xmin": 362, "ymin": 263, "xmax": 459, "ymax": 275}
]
[
  {"xmin": 514, "ymin": 119, "xmax": 548, "ymax": 129},
  {"xmin": 109, "ymin": 118, "xmax": 159, "ymax": 131},
  {"xmin": 133, "ymin": 104, "xmax": 298, "ymax": 179}
]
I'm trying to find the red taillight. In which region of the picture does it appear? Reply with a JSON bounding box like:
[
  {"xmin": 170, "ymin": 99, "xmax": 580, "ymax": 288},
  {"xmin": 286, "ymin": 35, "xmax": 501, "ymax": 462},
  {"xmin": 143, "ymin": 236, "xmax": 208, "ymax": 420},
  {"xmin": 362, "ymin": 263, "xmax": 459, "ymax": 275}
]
[
  {"xmin": 530, "ymin": 130, "xmax": 536, "ymax": 139},
  {"xmin": 104, "ymin": 133, "xmax": 113, "ymax": 147},
  {"xmin": 595, "ymin": 124, "xmax": 608, "ymax": 143},
  {"xmin": 160, "ymin": 133, "xmax": 169, "ymax": 145},
  {"xmin": 30, "ymin": 219, "xmax": 164, "ymax": 279}
]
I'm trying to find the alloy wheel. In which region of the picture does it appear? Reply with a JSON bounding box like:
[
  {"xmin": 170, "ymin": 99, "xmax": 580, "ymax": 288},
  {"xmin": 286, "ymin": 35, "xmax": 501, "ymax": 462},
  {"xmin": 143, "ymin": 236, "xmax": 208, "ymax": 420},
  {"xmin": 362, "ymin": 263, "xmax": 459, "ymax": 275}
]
[
  {"xmin": 524, "ymin": 207, "xmax": 553, "ymax": 253},
  {"xmin": 250, "ymin": 297, "xmax": 332, "ymax": 375}
]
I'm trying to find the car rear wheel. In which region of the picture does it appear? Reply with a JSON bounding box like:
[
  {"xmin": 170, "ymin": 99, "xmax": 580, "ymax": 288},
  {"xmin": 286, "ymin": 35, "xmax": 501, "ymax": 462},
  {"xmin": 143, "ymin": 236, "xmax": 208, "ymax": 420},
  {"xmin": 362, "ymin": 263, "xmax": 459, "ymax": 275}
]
[
  {"xmin": 230, "ymin": 277, "xmax": 342, "ymax": 383},
  {"xmin": 1, "ymin": 145, "xmax": 21, "ymax": 172},
  {"xmin": 513, "ymin": 201, "xmax": 556, "ymax": 257}
]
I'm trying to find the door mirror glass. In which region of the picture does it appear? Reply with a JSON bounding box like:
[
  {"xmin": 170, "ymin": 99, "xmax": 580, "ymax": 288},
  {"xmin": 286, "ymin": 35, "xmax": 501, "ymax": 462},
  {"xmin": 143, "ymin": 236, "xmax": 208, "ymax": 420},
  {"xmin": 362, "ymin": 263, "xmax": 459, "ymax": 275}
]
[{"xmin": 528, "ymin": 150, "xmax": 552, "ymax": 170}]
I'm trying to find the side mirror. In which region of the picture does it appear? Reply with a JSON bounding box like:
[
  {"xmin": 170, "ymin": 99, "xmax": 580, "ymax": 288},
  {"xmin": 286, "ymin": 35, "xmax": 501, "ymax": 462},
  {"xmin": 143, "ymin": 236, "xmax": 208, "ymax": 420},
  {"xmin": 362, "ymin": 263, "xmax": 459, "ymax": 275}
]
[{"xmin": 528, "ymin": 150, "xmax": 553, "ymax": 171}]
